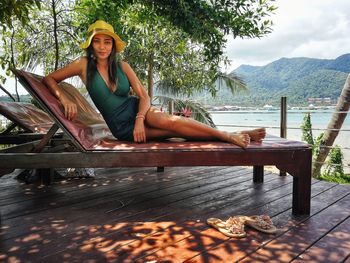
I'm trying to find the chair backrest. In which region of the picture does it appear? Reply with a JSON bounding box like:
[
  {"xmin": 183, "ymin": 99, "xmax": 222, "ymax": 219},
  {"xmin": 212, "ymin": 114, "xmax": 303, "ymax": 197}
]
[
  {"xmin": 13, "ymin": 69, "xmax": 114, "ymax": 151},
  {"xmin": 0, "ymin": 101, "xmax": 54, "ymax": 133}
]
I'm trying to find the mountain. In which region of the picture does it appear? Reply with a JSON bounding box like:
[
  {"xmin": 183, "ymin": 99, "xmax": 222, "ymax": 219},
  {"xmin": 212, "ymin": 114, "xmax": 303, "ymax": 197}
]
[{"xmin": 206, "ymin": 54, "xmax": 350, "ymax": 106}]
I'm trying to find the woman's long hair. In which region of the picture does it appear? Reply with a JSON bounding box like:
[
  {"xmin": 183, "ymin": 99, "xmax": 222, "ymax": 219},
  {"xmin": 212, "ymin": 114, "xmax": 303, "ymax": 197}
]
[{"xmin": 86, "ymin": 39, "xmax": 118, "ymax": 91}]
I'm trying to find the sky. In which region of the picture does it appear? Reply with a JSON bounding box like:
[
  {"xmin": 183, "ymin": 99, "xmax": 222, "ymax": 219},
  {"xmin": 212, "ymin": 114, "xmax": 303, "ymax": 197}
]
[
  {"xmin": 1, "ymin": 0, "xmax": 350, "ymax": 95},
  {"xmin": 223, "ymin": 0, "xmax": 350, "ymax": 72}
]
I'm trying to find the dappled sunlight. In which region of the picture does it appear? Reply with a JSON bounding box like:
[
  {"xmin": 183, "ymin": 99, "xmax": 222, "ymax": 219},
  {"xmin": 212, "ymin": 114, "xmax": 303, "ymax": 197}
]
[
  {"xmin": 1, "ymin": 217, "xmax": 213, "ymax": 261},
  {"xmin": 0, "ymin": 213, "xmax": 292, "ymax": 262},
  {"xmin": 1, "ymin": 166, "xmax": 349, "ymax": 262}
]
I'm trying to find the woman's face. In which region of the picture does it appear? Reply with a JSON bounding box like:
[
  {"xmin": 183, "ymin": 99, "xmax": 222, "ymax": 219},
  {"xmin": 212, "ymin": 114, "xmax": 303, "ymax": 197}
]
[{"xmin": 92, "ymin": 34, "xmax": 113, "ymax": 60}]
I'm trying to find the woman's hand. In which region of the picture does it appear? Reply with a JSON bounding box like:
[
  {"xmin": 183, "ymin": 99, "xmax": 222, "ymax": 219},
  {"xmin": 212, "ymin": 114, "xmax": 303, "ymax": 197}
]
[
  {"xmin": 60, "ymin": 95, "xmax": 77, "ymax": 121},
  {"xmin": 133, "ymin": 118, "xmax": 146, "ymax": 143}
]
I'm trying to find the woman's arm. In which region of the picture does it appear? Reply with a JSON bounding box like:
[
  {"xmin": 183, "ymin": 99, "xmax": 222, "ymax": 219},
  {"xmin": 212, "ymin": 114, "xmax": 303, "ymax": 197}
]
[
  {"xmin": 120, "ymin": 61, "xmax": 151, "ymax": 142},
  {"xmin": 42, "ymin": 57, "xmax": 86, "ymax": 120}
]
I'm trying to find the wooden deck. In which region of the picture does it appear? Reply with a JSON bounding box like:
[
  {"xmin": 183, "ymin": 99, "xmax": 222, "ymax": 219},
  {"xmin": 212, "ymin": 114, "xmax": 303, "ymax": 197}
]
[{"xmin": 0, "ymin": 166, "xmax": 349, "ymax": 263}]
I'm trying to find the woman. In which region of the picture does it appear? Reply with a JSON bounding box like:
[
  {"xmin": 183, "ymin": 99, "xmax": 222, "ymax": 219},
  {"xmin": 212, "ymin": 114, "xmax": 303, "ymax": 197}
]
[{"xmin": 43, "ymin": 20, "xmax": 265, "ymax": 148}]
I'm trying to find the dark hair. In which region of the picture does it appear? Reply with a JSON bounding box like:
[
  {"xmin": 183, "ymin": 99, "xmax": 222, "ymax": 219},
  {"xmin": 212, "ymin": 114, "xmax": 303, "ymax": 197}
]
[{"xmin": 86, "ymin": 38, "xmax": 118, "ymax": 91}]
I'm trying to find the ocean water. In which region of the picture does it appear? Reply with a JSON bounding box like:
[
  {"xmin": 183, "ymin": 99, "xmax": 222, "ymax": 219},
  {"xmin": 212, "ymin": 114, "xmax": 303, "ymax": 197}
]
[{"xmin": 210, "ymin": 109, "xmax": 350, "ymax": 171}]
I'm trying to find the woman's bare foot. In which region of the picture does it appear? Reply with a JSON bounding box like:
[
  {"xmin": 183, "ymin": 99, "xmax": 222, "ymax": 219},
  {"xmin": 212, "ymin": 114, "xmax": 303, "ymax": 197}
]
[
  {"xmin": 223, "ymin": 132, "xmax": 250, "ymax": 148},
  {"xmin": 238, "ymin": 128, "xmax": 266, "ymax": 142}
]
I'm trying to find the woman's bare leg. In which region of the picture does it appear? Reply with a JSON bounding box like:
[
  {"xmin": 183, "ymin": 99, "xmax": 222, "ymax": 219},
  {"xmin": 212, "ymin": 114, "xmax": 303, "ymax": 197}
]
[
  {"xmin": 144, "ymin": 107, "xmax": 250, "ymax": 148},
  {"xmin": 145, "ymin": 126, "xmax": 215, "ymax": 141},
  {"xmin": 144, "ymin": 126, "xmax": 179, "ymax": 140}
]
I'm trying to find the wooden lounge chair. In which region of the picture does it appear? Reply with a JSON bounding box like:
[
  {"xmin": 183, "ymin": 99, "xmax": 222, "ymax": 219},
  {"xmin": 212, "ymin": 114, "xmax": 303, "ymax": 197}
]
[
  {"xmin": 0, "ymin": 101, "xmax": 56, "ymax": 144},
  {"xmin": 0, "ymin": 69, "xmax": 312, "ymax": 215}
]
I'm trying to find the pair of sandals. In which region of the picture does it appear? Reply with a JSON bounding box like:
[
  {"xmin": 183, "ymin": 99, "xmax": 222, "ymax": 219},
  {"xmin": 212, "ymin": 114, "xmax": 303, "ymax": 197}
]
[{"xmin": 207, "ymin": 215, "xmax": 277, "ymax": 238}]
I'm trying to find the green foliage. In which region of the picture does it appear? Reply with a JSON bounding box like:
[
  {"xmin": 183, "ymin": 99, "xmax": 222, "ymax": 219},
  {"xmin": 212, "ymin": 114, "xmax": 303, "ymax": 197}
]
[
  {"xmin": 141, "ymin": 0, "xmax": 276, "ymax": 63},
  {"xmin": 313, "ymin": 133, "xmax": 324, "ymax": 158},
  {"xmin": 302, "ymin": 115, "xmax": 347, "ymax": 183},
  {"xmin": 318, "ymin": 173, "xmax": 350, "ymax": 184},
  {"xmin": 122, "ymin": 4, "xmax": 211, "ymax": 94},
  {"xmin": 2, "ymin": 0, "xmax": 276, "ymax": 65},
  {"xmin": 76, "ymin": 2, "xmax": 247, "ymax": 98},
  {"xmin": 300, "ymin": 115, "xmax": 324, "ymax": 161},
  {"xmin": 301, "ymin": 113, "xmax": 314, "ymax": 145},
  {"xmin": 1, "ymin": 0, "xmax": 275, "ymax": 107},
  {"xmin": 74, "ymin": 0, "xmax": 128, "ymax": 37},
  {"xmin": 156, "ymin": 95, "xmax": 216, "ymax": 127},
  {"xmin": 323, "ymin": 145, "xmax": 345, "ymax": 177},
  {"xmin": 0, "ymin": 0, "xmax": 41, "ymax": 29},
  {"xmin": 0, "ymin": 0, "xmax": 79, "ymax": 80}
]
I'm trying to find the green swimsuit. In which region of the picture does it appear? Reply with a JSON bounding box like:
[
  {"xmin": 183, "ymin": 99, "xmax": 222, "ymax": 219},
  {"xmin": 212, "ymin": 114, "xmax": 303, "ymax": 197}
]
[{"xmin": 87, "ymin": 63, "xmax": 139, "ymax": 141}]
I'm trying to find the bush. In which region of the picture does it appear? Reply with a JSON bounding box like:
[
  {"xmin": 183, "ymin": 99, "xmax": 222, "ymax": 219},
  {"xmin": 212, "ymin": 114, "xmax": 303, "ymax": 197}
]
[
  {"xmin": 301, "ymin": 113, "xmax": 348, "ymax": 183},
  {"xmin": 301, "ymin": 113, "xmax": 314, "ymax": 145},
  {"xmin": 323, "ymin": 145, "xmax": 344, "ymax": 176}
]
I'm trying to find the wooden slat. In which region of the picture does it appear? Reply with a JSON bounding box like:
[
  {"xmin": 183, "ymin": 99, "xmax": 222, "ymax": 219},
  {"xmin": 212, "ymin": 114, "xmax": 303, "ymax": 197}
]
[
  {"xmin": 0, "ymin": 167, "xmax": 267, "ymax": 261},
  {"xmin": 0, "ymin": 166, "xmax": 207, "ymax": 206},
  {"xmin": 0, "ymin": 167, "xmax": 348, "ymax": 263},
  {"xmin": 135, "ymin": 181, "xmax": 336, "ymax": 263},
  {"xmin": 0, "ymin": 167, "xmax": 246, "ymax": 241},
  {"xmin": 28, "ymin": 172, "xmax": 282, "ymax": 262},
  {"xmin": 185, "ymin": 182, "xmax": 349, "ymax": 263},
  {"xmin": 18, "ymin": 173, "xmax": 288, "ymax": 261},
  {"xmin": 238, "ymin": 194, "xmax": 350, "ymax": 263},
  {"xmin": 292, "ymin": 216, "xmax": 350, "ymax": 263},
  {"xmin": 1, "ymin": 166, "xmax": 229, "ymax": 219}
]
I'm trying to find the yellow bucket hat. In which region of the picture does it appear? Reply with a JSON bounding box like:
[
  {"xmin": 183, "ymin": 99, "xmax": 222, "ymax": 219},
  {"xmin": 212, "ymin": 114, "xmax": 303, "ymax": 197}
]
[{"xmin": 80, "ymin": 20, "xmax": 126, "ymax": 53}]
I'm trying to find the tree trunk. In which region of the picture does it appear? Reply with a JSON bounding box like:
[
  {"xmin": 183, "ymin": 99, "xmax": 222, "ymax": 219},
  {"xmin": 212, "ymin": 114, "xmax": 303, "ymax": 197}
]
[
  {"xmin": 10, "ymin": 29, "xmax": 19, "ymax": 101},
  {"xmin": 0, "ymin": 83, "xmax": 16, "ymax": 101},
  {"xmin": 147, "ymin": 53, "xmax": 154, "ymax": 101},
  {"xmin": 313, "ymin": 74, "xmax": 350, "ymax": 177},
  {"xmin": 52, "ymin": 0, "xmax": 59, "ymax": 70}
]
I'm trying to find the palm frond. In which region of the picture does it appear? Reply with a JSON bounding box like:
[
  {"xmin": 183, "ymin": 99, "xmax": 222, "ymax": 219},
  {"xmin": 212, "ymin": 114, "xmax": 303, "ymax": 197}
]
[
  {"xmin": 155, "ymin": 80, "xmax": 183, "ymax": 97},
  {"xmin": 215, "ymin": 72, "xmax": 247, "ymax": 95},
  {"xmin": 154, "ymin": 95, "xmax": 216, "ymax": 127}
]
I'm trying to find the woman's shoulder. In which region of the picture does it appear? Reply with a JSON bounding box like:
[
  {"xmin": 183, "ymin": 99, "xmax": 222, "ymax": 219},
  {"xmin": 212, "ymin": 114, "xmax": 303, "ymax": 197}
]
[
  {"xmin": 119, "ymin": 60, "xmax": 130, "ymax": 69},
  {"xmin": 63, "ymin": 56, "xmax": 87, "ymax": 73},
  {"xmin": 74, "ymin": 56, "xmax": 88, "ymax": 67},
  {"xmin": 119, "ymin": 61, "xmax": 135, "ymax": 76},
  {"xmin": 67, "ymin": 56, "xmax": 88, "ymax": 84}
]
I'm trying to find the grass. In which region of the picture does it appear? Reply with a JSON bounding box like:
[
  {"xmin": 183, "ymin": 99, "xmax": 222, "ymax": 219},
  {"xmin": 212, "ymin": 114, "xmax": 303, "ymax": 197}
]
[{"xmin": 318, "ymin": 173, "xmax": 350, "ymax": 184}]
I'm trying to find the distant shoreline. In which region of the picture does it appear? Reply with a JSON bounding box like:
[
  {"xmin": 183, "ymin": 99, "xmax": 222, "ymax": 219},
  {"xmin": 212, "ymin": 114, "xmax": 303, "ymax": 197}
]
[{"xmin": 211, "ymin": 110, "xmax": 350, "ymax": 173}]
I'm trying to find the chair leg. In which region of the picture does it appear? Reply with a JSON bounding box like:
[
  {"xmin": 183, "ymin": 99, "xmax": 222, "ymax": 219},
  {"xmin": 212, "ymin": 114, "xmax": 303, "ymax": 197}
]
[
  {"xmin": 40, "ymin": 168, "xmax": 55, "ymax": 185},
  {"xmin": 253, "ymin": 166, "xmax": 264, "ymax": 183},
  {"xmin": 157, "ymin": 167, "xmax": 164, "ymax": 172}
]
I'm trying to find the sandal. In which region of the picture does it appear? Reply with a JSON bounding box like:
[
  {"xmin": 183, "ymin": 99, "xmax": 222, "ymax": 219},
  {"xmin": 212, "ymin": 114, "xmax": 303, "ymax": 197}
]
[
  {"xmin": 207, "ymin": 216, "xmax": 247, "ymax": 238},
  {"xmin": 245, "ymin": 215, "xmax": 277, "ymax": 234}
]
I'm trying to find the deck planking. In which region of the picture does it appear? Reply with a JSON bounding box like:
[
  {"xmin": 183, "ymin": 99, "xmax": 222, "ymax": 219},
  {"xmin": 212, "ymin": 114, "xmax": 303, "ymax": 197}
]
[{"xmin": 0, "ymin": 166, "xmax": 349, "ymax": 262}]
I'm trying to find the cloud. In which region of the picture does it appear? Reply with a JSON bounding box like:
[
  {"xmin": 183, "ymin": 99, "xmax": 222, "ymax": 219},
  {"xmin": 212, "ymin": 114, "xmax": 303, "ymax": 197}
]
[{"xmin": 224, "ymin": 0, "xmax": 350, "ymax": 72}]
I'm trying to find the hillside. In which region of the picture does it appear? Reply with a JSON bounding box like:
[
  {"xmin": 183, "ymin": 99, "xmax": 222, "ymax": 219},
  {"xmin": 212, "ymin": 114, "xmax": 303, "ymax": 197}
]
[{"xmin": 202, "ymin": 54, "xmax": 350, "ymax": 106}]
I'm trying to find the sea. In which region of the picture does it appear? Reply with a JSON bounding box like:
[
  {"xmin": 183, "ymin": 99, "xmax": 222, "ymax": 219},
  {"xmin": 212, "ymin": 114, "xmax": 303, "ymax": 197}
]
[
  {"xmin": 210, "ymin": 109, "xmax": 350, "ymax": 172},
  {"xmin": 1, "ymin": 108, "xmax": 349, "ymax": 172}
]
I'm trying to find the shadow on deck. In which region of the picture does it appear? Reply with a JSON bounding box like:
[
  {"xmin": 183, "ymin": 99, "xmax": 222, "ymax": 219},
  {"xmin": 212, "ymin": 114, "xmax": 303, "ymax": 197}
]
[{"xmin": 0, "ymin": 166, "xmax": 349, "ymax": 262}]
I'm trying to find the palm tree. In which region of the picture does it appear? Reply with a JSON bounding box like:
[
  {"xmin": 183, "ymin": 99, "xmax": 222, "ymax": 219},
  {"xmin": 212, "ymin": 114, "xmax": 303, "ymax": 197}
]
[
  {"xmin": 313, "ymin": 74, "xmax": 350, "ymax": 177},
  {"xmin": 155, "ymin": 72, "xmax": 247, "ymax": 126},
  {"xmin": 155, "ymin": 95, "xmax": 216, "ymax": 127},
  {"xmin": 215, "ymin": 72, "xmax": 247, "ymax": 96}
]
